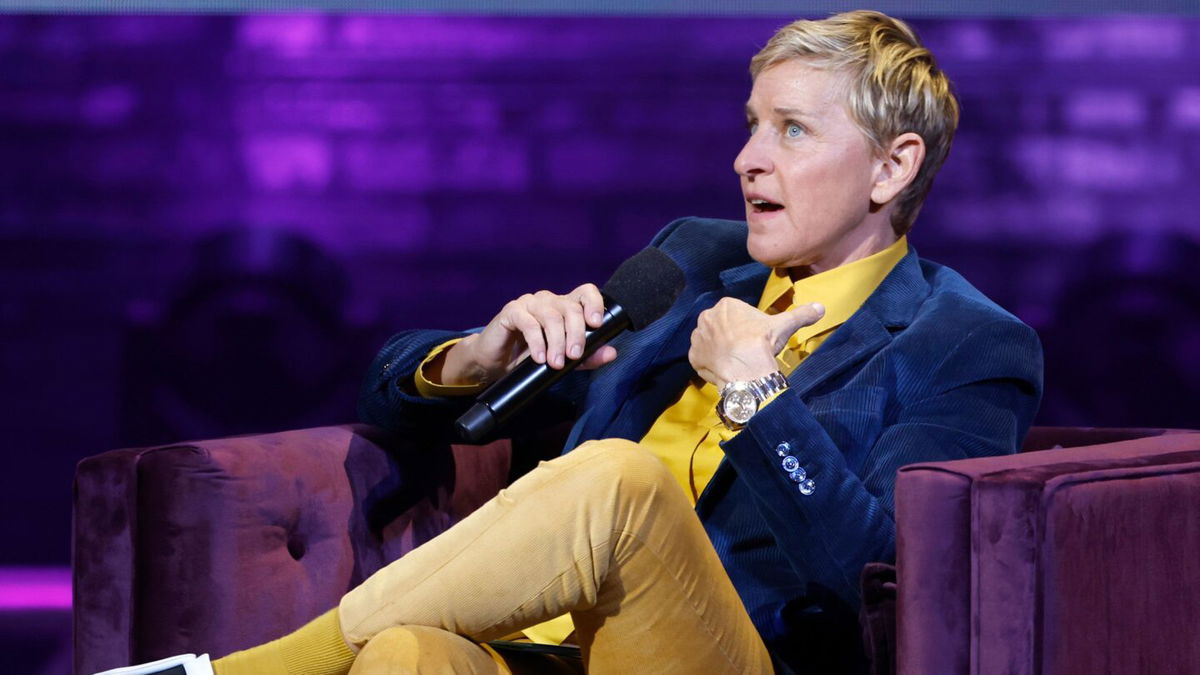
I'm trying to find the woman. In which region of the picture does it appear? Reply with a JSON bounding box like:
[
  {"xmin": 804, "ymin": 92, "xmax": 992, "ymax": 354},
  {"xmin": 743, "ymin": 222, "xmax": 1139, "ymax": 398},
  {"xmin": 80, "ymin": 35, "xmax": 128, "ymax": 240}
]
[{"xmin": 106, "ymin": 10, "xmax": 1041, "ymax": 675}]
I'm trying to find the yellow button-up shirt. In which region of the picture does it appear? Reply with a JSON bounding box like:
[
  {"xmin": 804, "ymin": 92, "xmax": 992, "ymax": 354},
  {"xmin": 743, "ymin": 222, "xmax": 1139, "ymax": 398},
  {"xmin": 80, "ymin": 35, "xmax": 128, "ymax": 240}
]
[{"xmin": 414, "ymin": 236, "xmax": 908, "ymax": 645}]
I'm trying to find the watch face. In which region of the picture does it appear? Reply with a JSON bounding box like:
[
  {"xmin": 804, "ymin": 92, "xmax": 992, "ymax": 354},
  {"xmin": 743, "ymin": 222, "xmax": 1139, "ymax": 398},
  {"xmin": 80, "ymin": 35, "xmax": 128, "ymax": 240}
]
[{"xmin": 723, "ymin": 387, "xmax": 758, "ymax": 424}]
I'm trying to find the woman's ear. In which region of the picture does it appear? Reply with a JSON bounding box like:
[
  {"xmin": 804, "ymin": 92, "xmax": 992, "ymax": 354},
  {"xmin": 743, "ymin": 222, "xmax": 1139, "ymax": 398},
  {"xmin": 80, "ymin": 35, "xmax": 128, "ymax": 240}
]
[{"xmin": 870, "ymin": 132, "xmax": 925, "ymax": 206}]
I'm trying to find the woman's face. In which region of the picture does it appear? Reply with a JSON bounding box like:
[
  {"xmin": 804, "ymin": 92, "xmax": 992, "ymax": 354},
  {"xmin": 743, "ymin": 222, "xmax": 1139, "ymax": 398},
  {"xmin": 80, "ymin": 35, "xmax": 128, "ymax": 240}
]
[{"xmin": 734, "ymin": 60, "xmax": 895, "ymax": 273}]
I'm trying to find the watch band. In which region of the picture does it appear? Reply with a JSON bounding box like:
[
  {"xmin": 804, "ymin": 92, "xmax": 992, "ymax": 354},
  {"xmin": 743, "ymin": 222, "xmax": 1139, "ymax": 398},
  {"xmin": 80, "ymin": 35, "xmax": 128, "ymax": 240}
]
[{"xmin": 746, "ymin": 371, "xmax": 789, "ymax": 401}]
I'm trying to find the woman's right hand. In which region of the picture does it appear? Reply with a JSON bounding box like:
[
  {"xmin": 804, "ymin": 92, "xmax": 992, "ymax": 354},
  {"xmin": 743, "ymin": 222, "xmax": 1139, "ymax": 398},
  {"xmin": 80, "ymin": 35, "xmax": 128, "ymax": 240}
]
[{"xmin": 433, "ymin": 283, "xmax": 620, "ymax": 386}]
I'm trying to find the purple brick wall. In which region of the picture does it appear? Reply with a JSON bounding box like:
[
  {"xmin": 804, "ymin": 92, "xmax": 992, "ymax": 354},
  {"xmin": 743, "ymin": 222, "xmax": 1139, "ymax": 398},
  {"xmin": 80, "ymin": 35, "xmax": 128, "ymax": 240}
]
[{"xmin": 2, "ymin": 14, "xmax": 1199, "ymax": 566}]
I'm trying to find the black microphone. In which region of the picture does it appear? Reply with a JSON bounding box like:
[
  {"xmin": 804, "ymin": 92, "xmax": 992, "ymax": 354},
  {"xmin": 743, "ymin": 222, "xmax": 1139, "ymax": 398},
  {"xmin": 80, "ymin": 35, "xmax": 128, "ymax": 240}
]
[{"xmin": 455, "ymin": 247, "xmax": 685, "ymax": 444}]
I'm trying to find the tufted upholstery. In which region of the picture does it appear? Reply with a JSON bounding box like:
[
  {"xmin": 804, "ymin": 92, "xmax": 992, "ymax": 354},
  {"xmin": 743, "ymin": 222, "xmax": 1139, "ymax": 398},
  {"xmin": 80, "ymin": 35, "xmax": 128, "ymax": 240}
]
[
  {"xmin": 75, "ymin": 426, "xmax": 1200, "ymax": 675},
  {"xmin": 72, "ymin": 425, "xmax": 526, "ymax": 675}
]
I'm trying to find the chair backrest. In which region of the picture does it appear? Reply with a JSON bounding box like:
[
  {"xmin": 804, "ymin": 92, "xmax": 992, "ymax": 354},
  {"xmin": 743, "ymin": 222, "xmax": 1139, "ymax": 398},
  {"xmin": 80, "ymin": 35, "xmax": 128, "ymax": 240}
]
[{"xmin": 1021, "ymin": 426, "xmax": 1185, "ymax": 453}]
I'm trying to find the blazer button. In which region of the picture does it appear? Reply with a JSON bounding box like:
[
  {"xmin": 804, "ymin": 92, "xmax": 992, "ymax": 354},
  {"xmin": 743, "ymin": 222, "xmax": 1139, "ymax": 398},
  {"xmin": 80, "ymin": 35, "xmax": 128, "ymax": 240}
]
[
  {"xmin": 775, "ymin": 442, "xmax": 791, "ymax": 457},
  {"xmin": 798, "ymin": 478, "xmax": 816, "ymax": 496},
  {"xmin": 788, "ymin": 469, "xmax": 807, "ymax": 482},
  {"xmin": 781, "ymin": 456, "xmax": 800, "ymax": 472}
]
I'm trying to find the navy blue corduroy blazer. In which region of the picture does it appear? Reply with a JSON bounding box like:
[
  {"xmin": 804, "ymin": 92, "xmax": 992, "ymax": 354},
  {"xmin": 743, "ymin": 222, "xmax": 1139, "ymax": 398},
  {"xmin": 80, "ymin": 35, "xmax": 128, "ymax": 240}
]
[{"xmin": 359, "ymin": 217, "xmax": 1044, "ymax": 673}]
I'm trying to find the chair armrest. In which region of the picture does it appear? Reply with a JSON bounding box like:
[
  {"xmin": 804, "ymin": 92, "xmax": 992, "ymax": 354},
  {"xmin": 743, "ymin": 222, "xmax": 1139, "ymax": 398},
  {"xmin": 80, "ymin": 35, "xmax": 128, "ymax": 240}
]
[
  {"xmin": 895, "ymin": 431, "xmax": 1200, "ymax": 675},
  {"xmin": 73, "ymin": 425, "xmax": 514, "ymax": 674}
]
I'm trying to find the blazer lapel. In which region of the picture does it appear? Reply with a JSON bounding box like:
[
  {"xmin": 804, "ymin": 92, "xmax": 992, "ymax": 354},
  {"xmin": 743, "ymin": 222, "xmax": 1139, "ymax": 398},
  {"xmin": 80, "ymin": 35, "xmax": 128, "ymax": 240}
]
[
  {"xmin": 787, "ymin": 249, "xmax": 929, "ymax": 397},
  {"xmin": 786, "ymin": 311, "xmax": 891, "ymax": 397}
]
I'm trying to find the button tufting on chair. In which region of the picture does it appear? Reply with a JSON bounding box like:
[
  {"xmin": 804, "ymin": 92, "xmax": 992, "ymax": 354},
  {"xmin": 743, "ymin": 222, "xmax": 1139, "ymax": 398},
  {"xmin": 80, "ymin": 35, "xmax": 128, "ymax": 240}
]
[{"xmin": 286, "ymin": 533, "xmax": 307, "ymax": 561}]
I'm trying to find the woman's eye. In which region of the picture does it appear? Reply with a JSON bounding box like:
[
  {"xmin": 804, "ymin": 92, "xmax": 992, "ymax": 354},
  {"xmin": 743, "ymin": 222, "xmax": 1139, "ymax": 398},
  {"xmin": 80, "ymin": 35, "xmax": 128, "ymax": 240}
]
[
  {"xmin": 746, "ymin": 121, "xmax": 758, "ymax": 135},
  {"xmin": 786, "ymin": 124, "xmax": 804, "ymax": 138}
]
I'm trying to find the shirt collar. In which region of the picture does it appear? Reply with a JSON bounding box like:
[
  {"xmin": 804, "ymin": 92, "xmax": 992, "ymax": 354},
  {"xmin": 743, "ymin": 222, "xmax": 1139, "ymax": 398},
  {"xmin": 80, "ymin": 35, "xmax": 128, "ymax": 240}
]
[{"xmin": 757, "ymin": 235, "xmax": 909, "ymax": 340}]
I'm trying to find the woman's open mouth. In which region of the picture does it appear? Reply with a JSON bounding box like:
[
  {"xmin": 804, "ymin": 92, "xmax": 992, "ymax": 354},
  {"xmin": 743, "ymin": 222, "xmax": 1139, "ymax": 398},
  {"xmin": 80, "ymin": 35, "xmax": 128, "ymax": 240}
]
[{"xmin": 749, "ymin": 198, "xmax": 784, "ymax": 213}]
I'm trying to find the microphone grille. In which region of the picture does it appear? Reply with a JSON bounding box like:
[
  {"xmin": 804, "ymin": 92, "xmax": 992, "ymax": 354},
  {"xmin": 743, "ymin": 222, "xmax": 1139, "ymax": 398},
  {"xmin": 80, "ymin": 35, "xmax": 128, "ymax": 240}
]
[{"xmin": 601, "ymin": 247, "xmax": 686, "ymax": 330}]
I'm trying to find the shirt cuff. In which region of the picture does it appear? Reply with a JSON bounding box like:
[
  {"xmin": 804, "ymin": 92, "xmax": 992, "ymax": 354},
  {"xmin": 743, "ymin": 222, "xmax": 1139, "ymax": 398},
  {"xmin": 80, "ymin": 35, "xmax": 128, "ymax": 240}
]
[{"xmin": 413, "ymin": 338, "xmax": 487, "ymax": 398}]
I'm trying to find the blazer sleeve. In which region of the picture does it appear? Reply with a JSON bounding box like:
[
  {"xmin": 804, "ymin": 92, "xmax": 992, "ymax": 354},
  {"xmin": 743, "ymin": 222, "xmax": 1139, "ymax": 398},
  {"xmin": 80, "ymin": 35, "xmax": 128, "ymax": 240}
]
[
  {"xmin": 717, "ymin": 317, "xmax": 1043, "ymax": 607},
  {"xmin": 357, "ymin": 327, "xmax": 589, "ymax": 443}
]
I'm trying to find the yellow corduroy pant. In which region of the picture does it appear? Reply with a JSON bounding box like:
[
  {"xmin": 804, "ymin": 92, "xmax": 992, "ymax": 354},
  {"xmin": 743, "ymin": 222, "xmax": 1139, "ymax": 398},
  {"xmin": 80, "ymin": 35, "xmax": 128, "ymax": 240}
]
[{"xmin": 338, "ymin": 439, "xmax": 773, "ymax": 674}]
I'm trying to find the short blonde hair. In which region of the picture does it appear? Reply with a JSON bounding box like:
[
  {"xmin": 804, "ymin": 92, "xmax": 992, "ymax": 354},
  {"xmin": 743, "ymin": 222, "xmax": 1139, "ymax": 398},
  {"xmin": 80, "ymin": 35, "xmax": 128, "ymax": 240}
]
[{"xmin": 750, "ymin": 10, "xmax": 959, "ymax": 235}]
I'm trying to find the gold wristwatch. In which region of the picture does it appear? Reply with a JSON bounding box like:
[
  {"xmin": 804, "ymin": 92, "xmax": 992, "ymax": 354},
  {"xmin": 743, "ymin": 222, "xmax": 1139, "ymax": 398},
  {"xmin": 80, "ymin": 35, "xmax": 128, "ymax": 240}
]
[{"xmin": 716, "ymin": 371, "xmax": 789, "ymax": 430}]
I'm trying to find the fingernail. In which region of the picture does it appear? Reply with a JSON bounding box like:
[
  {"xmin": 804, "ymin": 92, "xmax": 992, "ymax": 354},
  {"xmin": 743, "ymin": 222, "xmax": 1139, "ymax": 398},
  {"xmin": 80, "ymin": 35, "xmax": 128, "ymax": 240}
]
[
  {"xmin": 535, "ymin": 351, "xmax": 545, "ymax": 363},
  {"xmin": 811, "ymin": 302, "xmax": 825, "ymax": 314},
  {"xmin": 569, "ymin": 344, "xmax": 582, "ymax": 359},
  {"xmin": 591, "ymin": 312, "xmax": 603, "ymax": 324}
]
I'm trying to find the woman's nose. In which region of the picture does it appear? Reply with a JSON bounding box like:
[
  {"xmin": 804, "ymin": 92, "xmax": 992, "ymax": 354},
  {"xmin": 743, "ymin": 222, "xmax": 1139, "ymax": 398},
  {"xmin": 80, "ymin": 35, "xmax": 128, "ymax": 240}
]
[{"xmin": 734, "ymin": 132, "xmax": 772, "ymax": 177}]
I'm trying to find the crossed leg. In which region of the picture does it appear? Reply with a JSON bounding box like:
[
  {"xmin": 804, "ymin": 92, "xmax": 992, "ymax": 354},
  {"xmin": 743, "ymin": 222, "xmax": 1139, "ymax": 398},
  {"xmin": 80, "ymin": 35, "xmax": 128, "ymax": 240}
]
[{"xmin": 220, "ymin": 440, "xmax": 772, "ymax": 674}]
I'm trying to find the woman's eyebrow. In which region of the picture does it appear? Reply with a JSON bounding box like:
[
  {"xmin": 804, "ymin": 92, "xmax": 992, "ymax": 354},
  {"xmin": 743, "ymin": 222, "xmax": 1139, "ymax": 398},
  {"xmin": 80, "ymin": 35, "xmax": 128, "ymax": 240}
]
[
  {"xmin": 773, "ymin": 107, "xmax": 814, "ymax": 119},
  {"xmin": 743, "ymin": 104, "xmax": 815, "ymax": 120}
]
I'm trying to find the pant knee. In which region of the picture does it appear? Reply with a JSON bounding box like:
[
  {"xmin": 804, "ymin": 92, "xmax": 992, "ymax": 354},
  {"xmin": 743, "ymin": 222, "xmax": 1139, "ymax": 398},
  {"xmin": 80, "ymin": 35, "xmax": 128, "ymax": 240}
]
[
  {"xmin": 571, "ymin": 439, "xmax": 678, "ymax": 501},
  {"xmin": 351, "ymin": 625, "xmax": 499, "ymax": 674}
]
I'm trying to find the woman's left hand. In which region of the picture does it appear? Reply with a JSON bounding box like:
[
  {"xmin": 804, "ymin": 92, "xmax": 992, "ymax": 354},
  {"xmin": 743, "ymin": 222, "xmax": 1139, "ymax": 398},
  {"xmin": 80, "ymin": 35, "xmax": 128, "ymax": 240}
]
[{"xmin": 688, "ymin": 298, "xmax": 824, "ymax": 388}]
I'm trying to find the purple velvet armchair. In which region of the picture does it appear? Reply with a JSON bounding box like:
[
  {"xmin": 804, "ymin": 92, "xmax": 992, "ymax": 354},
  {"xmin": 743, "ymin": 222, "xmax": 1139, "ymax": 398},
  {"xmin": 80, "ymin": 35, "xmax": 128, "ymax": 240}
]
[{"xmin": 74, "ymin": 426, "xmax": 1200, "ymax": 675}]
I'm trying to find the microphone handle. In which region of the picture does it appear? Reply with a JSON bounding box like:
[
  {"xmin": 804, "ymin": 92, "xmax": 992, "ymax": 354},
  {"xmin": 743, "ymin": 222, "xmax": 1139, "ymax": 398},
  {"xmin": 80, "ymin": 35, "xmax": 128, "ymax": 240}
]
[{"xmin": 455, "ymin": 302, "xmax": 629, "ymax": 444}]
